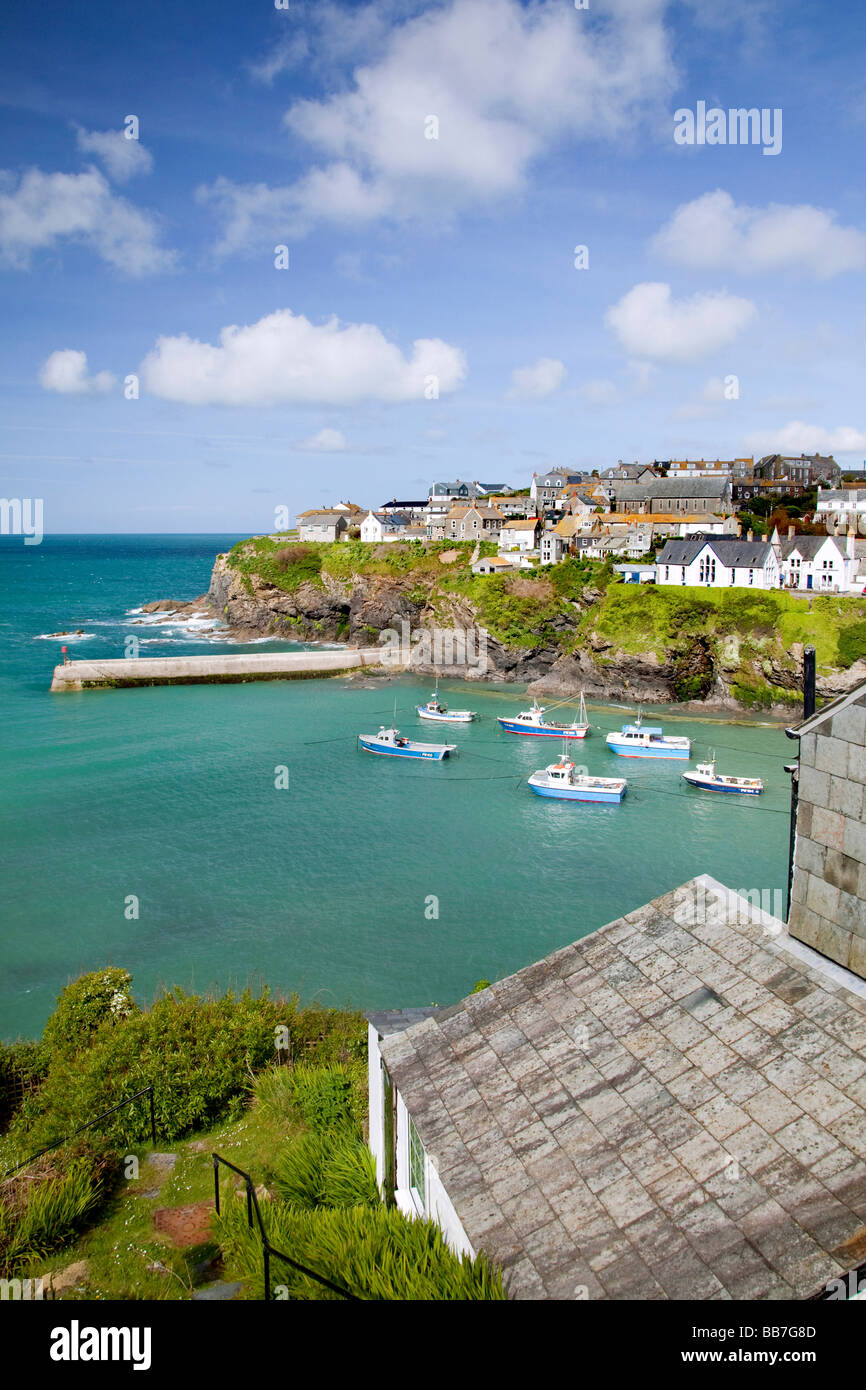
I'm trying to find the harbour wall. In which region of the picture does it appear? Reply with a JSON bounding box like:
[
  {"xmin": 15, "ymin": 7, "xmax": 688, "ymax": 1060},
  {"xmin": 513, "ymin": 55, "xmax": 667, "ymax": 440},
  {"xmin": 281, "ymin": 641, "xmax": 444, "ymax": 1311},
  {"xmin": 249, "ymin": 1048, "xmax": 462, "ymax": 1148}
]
[{"xmin": 50, "ymin": 647, "xmax": 403, "ymax": 691}]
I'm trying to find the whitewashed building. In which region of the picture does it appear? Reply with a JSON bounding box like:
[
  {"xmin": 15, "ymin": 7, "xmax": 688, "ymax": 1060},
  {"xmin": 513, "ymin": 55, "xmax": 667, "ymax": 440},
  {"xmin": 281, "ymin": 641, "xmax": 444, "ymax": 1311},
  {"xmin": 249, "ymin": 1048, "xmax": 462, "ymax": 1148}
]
[
  {"xmin": 361, "ymin": 510, "xmax": 410, "ymax": 543},
  {"xmin": 499, "ymin": 518, "xmax": 541, "ymax": 554},
  {"xmin": 779, "ymin": 534, "xmax": 856, "ymax": 592},
  {"xmin": 656, "ymin": 536, "xmax": 780, "ymax": 589}
]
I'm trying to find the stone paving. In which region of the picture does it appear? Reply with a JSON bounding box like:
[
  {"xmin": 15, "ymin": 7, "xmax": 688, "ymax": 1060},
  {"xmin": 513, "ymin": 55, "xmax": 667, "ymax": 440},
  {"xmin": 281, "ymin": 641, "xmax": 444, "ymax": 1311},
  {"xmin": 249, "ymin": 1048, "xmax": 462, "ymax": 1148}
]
[{"xmin": 380, "ymin": 876, "xmax": 866, "ymax": 1300}]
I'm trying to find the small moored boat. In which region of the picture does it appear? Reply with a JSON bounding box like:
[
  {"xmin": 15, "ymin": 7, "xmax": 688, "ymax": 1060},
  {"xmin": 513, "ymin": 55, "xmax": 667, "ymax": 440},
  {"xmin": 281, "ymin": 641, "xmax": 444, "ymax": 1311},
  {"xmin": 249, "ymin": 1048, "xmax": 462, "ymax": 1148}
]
[
  {"xmin": 416, "ymin": 689, "xmax": 477, "ymax": 723},
  {"xmin": 682, "ymin": 756, "xmax": 763, "ymax": 795},
  {"xmin": 498, "ymin": 691, "xmax": 590, "ymax": 739},
  {"xmin": 606, "ymin": 711, "xmax": 690, "ymax": 760},
  {"xmin": 359, "ymin": 725, "xmax": 456, "ymax": 760},
  {"xmin": 528, "ymin": 756, "xmax": 627, "ymax": 803}
]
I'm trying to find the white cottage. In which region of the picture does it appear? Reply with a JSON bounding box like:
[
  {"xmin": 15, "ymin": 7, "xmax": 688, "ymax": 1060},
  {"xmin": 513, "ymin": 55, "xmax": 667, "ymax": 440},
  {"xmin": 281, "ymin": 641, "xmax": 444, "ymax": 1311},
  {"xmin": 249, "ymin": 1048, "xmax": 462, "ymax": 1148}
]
[
  {"xmin": 779, "ymin": 534, "xmax": 856, "ymax": 592},
  {"xmin": 361, "ymin": 510, "xmax": 409, "ymax": 543},
  {"xmin": 656, "ymin": 536, "xmax": 779, "ymax": 589},
  {"xmin": 499, "ymin": 518, "xmax": 541, "ymax": 554}
]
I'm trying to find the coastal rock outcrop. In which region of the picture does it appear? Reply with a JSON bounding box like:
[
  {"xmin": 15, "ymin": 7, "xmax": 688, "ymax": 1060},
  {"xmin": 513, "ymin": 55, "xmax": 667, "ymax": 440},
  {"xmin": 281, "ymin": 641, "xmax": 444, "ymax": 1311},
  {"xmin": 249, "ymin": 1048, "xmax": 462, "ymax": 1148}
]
[{"xmin": 135, "ymin": 544, "xmax": 866, "ymax": 712}]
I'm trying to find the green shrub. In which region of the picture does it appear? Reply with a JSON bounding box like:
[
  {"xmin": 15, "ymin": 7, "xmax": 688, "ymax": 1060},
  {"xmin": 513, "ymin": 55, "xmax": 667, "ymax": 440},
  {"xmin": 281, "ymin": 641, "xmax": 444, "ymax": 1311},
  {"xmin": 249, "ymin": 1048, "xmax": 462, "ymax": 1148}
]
[
  {"xmin": 838, "ymin": 621, "xmax": 866, "ymax": 669},
  {"xmin": 284, "ymin": 1062, "xmax": 366, "ymax": 1134},
  {"xmin": 0, "ymin": 1141, "xmax": 120, "ymax": 1275},
  {"xmin": 0, "ymin": 1041, "xmax": 49, "ymax": 1134},
  {"xmin": 13, "ymin": 988, "xmax": 364, "ymax": 1153},
  {"xmin": 41, "ymin": 969, "xmax": 137, "ymax": 1061},
  {"xmin": 269, "ymin": 1130, "xmax": 379, "ymax": 1211},
  {"xmin": 217, "ymin": 1194, "xmax": 505, "ymax": 1300}
]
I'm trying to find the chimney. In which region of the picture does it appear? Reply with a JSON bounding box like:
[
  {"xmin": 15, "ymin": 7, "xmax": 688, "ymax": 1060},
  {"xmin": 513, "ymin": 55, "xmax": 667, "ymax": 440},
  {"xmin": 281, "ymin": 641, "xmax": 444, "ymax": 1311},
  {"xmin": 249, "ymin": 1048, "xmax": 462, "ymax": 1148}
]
[
  {"xmin": 788, "ymin": 525, "xmax": 795, "ymax": 538},
  {"xmin": 848, "ymin": 524, "xmax": 856, "ymax": 560},
  {"xmin": 737, "ymin": 521, "xmax": 743, "ymax": 537},
  {"xmin": 747, "ymin": 530, "xmax": 754, "ymax": 542}
]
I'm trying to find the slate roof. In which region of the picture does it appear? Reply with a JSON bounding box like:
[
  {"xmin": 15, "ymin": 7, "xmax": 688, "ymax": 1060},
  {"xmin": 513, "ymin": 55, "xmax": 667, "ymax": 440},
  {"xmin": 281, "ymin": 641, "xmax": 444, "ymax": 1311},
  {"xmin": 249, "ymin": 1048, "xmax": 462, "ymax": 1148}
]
[
  {"xmin": 779, "ymin": 536, "xmax": 844, "ymax": 560},
  {"xmin": 614, "ymin": 478, "xmax": 731, "ymax": 503},
  {"xmin": 379, "ymin": 876, "xmax": 866, "ymax": 1301},
  {"xmin": 657, "ymin": 537, "xmax": 773, "ymax": 568},
  {"xmin": 299, "ymin": 512, "xmax": 348, "ymax": 527}
]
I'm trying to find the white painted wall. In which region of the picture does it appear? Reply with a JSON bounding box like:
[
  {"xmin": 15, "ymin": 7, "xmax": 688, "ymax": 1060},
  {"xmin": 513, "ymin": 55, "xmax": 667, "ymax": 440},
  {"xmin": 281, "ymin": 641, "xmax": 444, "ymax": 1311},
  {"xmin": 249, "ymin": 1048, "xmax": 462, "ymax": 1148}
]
[
  {"xmin": 658, "ymin": 543, "xmax": 779, "ymax": 589},
  {"xmin": 367, "ymin": 1026, "xmax": 475, "ymax": 1258}
]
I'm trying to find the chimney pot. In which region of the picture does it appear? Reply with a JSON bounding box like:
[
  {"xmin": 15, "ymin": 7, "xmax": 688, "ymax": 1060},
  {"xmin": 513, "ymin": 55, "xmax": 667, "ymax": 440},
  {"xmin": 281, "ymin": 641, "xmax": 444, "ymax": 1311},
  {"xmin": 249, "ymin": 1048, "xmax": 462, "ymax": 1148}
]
[
  {"xmin": 788, "ymin": 525, "xmax": 795, "ymax": 538},
  {"xmin": 747, "ymin": 530, "xmax": 754, "ymax": 542}
]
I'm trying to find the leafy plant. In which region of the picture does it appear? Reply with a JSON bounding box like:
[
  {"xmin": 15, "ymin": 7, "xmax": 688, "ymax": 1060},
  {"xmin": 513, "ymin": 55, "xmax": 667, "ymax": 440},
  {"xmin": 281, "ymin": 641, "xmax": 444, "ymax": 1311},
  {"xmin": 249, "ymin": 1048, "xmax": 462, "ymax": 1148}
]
[
  {"xmin": 217, "ymin": 1193, "xmax": 505, "ymax": 1300},
  {"xmin": 0, "ymin": 1142, "xmax": 119, "ymax": 1275},
  {"xmin": 12, "ymin": 982, "xmax": 366, "ymax": 1154},
  {"xmin": 41, "ymin": 969, "xmax": 137, "ymax": 1061}
]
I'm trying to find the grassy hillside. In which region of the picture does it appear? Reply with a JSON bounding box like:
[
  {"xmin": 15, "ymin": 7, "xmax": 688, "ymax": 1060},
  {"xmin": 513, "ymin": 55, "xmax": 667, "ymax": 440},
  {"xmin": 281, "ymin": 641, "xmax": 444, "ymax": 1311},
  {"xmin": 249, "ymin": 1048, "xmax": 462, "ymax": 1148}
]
[{"xmin": 224, "ymin": 538, "xmax": 866, "ymax": 704}]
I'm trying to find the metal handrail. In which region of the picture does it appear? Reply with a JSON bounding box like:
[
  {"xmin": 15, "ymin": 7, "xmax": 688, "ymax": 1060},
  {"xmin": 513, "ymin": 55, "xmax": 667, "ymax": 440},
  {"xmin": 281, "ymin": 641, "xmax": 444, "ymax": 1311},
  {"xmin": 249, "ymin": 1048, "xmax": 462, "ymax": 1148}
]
[
  {"xmin": 211, "ymin": 1152, "xmax": 356, "ymax": 1301},
  {"xmin": 2, "ymin": 1085, "xmax": 156, "ymax": 1179}
]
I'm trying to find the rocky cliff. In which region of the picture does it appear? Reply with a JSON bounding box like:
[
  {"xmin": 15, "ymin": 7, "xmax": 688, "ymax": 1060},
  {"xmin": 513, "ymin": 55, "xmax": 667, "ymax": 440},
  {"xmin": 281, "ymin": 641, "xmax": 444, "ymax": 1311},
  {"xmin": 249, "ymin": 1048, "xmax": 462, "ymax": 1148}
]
[{"xmin": 192, "ymin": 542, "xmax": 866, "ymax": 711}]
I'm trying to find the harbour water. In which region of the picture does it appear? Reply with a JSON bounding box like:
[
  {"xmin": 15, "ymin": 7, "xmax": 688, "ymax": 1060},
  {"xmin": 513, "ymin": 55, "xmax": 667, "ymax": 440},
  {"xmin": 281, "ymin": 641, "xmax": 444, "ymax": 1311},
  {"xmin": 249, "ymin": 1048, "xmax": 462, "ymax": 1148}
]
[{"xmin": 0, "ymin": 536, "xmax": 791, "ymax": 1040}]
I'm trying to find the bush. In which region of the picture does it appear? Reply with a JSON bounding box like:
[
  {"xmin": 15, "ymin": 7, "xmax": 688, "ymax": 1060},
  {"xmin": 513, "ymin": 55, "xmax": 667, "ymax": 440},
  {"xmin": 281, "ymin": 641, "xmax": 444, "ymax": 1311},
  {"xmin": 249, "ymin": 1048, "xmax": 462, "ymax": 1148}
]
[
  {"xmin": 41, "ymin": 969, "xmax": 136, "ymax": 1061},
  {"xmin": 12, "ymin": 986, "xmax": 365, "ymax": 1154},
  {"xmin": 269, "ymin": 1130, "xmax": 379, "ymax": 1211},
  {"xmin": 0, "ymin": 1041, "xmax": 49, "ymax": 1134},
  {"xmin": 0, "ymin": 1141, "xmax": 120, "ymax": 1275},
  {"xmin": 217, "ymin": 1195, "xmax": 505, "ymax": 1300},
  {"xmin": 838, "ymin": 621, "xmax": 866, "ymax": 669}
]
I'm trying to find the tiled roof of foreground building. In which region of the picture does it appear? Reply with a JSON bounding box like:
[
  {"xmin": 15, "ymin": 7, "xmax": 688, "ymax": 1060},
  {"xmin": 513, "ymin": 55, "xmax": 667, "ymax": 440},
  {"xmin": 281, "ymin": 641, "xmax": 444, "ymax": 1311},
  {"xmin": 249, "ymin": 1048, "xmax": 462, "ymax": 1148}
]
[{"xmin": 380, "ymin": 876, "xmax": 866, "ymax": 1300}]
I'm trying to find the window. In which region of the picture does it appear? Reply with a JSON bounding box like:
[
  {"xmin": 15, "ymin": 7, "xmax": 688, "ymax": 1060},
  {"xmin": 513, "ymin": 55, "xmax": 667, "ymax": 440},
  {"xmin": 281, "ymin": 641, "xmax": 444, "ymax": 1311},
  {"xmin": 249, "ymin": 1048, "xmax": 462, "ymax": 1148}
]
[{"xmin": 408, "ymin": 1114, "xmax": 426, "ymax": 1210}]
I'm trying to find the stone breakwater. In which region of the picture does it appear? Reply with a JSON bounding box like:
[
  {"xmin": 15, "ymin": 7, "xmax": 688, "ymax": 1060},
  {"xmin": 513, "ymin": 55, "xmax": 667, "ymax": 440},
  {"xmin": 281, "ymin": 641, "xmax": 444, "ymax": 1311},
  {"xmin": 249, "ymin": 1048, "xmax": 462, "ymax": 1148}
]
[{"xmin": 49, "ymin": 648, "xmax": 398, "ymax": 691}]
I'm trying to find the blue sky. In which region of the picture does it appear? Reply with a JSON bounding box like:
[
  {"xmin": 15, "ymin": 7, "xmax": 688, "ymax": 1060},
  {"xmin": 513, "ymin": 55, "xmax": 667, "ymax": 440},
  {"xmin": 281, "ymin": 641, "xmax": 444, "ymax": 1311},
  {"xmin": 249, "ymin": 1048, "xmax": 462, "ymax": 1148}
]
[{"xmin": 1, "ymin": 0, "xmax": 864, "ymax": 532}]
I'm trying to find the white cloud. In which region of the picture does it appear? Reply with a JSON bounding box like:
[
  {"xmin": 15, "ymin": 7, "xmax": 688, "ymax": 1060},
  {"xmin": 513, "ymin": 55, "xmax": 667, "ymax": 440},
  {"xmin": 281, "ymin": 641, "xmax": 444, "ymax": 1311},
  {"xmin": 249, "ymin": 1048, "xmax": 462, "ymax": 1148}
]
[
  {"xmin": 605, "ymin": 282, "xmax": 756, "ymax": 363},
  {"xmin": 293, "ymin": 428, "xmax": 348, "ymax": 452},
  {"xmin": 652, "ymin": 190, "xmax": 866, "ymax": 280},
  {"xmin": 38, "ymin": 349, "xmax": 116, "ymax": 395},
  {"xmin": 75, "ymin": 127, "xmax": 154, "ymax": 182},
  {"xmin": 204, "ymin": 0, "xmax": 674, "ymax": 250},
  {"xmin": 0, "ymin": 167, "xmax": 175, "ymax": 274},
  {"xmin": 140, "ymin": 308, "xmax": 467, "ymax": 406},
  {"xmin": 508, "ymin": 357, "xmax": 566, "ymax": 399},
  {"xmin": 578, "ymin": 378, "xmax": 621, "ymax": 407},
  {"xmin": 745, "ymin": 422, "xmax": 866, "ymax": 459}
]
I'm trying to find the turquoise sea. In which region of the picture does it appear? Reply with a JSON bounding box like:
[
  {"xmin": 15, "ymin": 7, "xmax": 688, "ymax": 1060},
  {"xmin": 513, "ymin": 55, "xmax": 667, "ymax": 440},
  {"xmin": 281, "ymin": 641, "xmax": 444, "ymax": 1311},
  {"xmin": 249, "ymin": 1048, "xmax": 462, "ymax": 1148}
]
[{"xmin": 0, "ymin": 536, "xmax": 793, "ymax": 1040}]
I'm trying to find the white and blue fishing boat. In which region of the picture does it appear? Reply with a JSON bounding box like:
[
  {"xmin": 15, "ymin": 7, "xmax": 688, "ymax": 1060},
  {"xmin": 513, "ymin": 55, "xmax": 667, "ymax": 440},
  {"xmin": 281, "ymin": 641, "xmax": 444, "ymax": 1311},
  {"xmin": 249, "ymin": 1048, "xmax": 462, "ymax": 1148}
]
[
  {"xmin": 606, "ymin": 710, "xmax": 690, "ymax": 760},
  {"xmin": 359, "ymin": 725, "xmax": 456, "ymax": 761},
  {"xmin": 498, "ymin": 692, "xmax": 590, "ymax": 740},
  {"xmin": 683, "ymin": 755, "xmax": 763, "ymax": 795},
  {"xmin": 416, "ymin": 689, "xmax": 477, "ymax": 724},
  {"xmin": 528, "ymin": 755, "xmax": 627, "ymax": 804}
]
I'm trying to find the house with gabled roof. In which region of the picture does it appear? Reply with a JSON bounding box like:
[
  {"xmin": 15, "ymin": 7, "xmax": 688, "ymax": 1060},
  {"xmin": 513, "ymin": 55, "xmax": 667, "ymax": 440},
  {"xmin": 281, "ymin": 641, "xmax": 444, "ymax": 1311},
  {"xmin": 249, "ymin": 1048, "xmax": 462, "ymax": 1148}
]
[
  {"xmin": 361, "ymin": 510, "xmax": 411, "ymax": 543},
  {"xmin": 779, "ymin": 534, "xmax": 856, "ymax": 593},
  {"xmin": 499, "ymin": 518, "xmax": 541, "ymax": 554},
  {"xmin": 445, "ymin": 504, "xmax": 504, "ymax": 542},
  {"xmin": 656, "ymin": 536, "xmax": 779, "ymax": 589},
  {"xmin": 297, "ymin": 511, "xmax": 350, "ymax": 543}
]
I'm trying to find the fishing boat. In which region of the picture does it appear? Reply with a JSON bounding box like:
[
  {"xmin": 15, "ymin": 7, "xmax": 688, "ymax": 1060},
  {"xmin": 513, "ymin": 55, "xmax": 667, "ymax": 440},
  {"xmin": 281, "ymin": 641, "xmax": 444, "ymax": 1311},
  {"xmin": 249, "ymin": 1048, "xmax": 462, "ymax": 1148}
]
[
  {"xmin": 605, "ymin": 710, "xmax": 690, "ymax": 759},
  {"xmin": 683, "ymin": 755, "xmax": 763, "ymax": 795},
  {"xmin": 416, "ymin": 689, "xmax": 477, "ymax": 723},
  {"xmin": 498, "ymin": 691, "xmax": 590, "ymax": 739},
  {"xmin": 528, "ymin": 755, "xmax": 627, "ymax": 803},
  {"xmin": 359, "ymin": 725, "xmax": 456, "ymax": 760}
]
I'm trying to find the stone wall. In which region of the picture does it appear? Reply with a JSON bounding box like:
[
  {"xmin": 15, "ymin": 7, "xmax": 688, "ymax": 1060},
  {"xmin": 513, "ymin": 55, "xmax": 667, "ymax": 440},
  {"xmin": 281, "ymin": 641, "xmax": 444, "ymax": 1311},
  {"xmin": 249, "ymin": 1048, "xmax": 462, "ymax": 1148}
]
[{"xmin": 789, "ymin": 686, "xmax": 866, "ymax": 976}]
